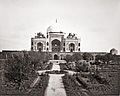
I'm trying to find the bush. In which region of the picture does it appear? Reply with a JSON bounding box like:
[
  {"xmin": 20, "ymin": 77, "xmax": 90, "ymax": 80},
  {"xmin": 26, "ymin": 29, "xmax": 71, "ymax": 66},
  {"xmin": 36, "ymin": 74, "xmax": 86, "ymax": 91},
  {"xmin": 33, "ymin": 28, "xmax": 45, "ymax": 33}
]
[
  {"xmin": 76, "ymin": 61, "xmax": 90, "ymax": 72},
  {"xmin": 83, "ymin": 52, "xmax": 93, "ymax": 61},
  {"xmin": 4, "ymin": 51, "xmax": 52, "ymax": 89}
]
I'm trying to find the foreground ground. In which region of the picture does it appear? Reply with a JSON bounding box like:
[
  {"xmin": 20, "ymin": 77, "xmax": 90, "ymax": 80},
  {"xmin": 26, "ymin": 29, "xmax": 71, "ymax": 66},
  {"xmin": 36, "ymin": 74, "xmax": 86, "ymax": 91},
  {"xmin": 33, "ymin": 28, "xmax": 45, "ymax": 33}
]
[
  {"xmin": 0, "ymin": 60, "xmax": 120, "ymax": 96},
  {"xmin": 60, "ymin": 62, "xmax": 120, "ymax": 96}
]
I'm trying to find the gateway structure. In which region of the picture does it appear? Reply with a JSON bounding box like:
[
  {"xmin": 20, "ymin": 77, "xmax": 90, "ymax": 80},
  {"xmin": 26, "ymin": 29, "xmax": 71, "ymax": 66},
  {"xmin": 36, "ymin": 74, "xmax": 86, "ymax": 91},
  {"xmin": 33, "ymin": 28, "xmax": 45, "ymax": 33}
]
[{"xmin": 31, "ymin": 22, "xmax": 81, "ymax": 53}]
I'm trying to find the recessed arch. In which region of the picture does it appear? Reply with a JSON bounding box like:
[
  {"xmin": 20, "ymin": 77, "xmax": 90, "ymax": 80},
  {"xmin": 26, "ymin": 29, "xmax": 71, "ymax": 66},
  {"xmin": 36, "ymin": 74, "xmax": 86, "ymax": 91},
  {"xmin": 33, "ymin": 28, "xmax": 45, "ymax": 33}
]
[
  {"xmin": 52, "ymin": 39, "xmax": 61, "ymax": 52},
  {"xmin": 37, "ymin": 42, "xmax": 43, "ymax": 52},
  {"xmin": 54, "ymin": 54, "xmax": 59, "ymax": 60},
  {"xmin": 69, "ymin": 43, "xmax": 75, "ymax": 52}
]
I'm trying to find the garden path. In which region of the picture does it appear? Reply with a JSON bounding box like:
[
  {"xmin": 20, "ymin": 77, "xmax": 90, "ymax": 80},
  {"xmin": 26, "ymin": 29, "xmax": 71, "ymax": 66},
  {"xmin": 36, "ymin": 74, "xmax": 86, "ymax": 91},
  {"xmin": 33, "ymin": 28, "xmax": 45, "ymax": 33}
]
[
  {"xmin": 44, "ymin": 74, "xmax": 66, "ymax": 96},
  {"xmin": 44, "ymin": 60, "xmax": 67, "ymax": 96}
]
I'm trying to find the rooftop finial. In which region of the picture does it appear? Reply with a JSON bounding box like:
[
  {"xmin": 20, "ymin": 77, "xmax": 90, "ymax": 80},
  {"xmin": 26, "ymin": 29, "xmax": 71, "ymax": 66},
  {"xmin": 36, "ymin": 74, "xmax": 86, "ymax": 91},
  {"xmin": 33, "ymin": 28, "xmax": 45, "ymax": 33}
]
[{"xmin": 56, "ymin": 19, "xmax": 57, "ymax": 23}]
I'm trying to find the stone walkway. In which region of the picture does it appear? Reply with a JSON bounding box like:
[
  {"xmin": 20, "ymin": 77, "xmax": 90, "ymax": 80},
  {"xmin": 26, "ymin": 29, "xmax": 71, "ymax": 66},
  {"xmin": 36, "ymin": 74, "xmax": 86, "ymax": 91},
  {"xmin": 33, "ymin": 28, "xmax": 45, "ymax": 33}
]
[
  {"xmin": 44, "ymin": 74, "xmax": 66, "ymax": 96},
  {"xmin": 51, "ymin": 63, "xmax": 60, "ymax": 71},
  {"xmin": 44, "ymin": 60, "xmax": 67, "ymax": 96}
]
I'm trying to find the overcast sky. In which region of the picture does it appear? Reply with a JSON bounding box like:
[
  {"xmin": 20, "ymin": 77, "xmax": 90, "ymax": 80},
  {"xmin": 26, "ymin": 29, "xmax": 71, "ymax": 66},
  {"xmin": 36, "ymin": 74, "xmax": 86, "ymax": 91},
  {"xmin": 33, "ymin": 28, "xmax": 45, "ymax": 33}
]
[{"xmin": 0, "ymin": 0, "xmax": 120, "ymax": 54}]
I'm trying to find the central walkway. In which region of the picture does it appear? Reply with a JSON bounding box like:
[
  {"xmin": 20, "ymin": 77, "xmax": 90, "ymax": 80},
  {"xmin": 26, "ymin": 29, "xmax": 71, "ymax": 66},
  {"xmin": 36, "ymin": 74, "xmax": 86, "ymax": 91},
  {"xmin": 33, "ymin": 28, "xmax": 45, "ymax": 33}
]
[
  {"xmin": 51, "ymin": 62, "xmax": 60, "ymax": 71},
  {"xmin": 44, "ymin": 60, "xmax": 67, "ymax": 96}
]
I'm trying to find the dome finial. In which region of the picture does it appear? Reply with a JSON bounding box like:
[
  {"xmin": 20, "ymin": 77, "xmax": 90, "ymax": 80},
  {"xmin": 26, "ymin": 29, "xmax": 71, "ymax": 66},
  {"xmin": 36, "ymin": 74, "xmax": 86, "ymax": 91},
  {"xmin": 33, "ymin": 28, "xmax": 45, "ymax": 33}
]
[{"xmin": 56, "ymin": 19, "xmax": 57, "ymax": 23}]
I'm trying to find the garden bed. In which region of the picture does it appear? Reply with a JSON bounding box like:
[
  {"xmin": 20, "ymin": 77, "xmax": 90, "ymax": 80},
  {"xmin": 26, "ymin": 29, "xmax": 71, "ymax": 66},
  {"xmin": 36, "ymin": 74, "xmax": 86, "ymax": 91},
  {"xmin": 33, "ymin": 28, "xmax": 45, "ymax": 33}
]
[
  {"xmin": 27, "ymin": 74, "xmax": 49, "ymax": 96},
  {"xmin": 59, "ymin": 63, "xmax": 68, "ymax": 70},
  {"xmin": 0, "ymin": 71, "xmax": 38, "ymax": 95},
  {"xmin": 62, "ymin": 74, "xmax": 93, "ymax": 96},
  {"xmin": 88, "ymin": 71, "xmax": 119, "ymax": 95},
  {"xmin": 59, "ymin": 63, "xmax": 76, "ymax": 71},
  {"xmin": 0, "ymin": 72, "xmax": 49, "ymax": 96}
]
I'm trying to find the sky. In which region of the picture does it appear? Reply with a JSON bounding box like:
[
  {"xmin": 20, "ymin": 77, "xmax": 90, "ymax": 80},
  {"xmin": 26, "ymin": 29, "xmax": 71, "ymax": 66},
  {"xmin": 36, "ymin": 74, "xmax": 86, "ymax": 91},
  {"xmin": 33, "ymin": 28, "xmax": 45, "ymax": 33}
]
[{"xmin": 0, "ymin": 0, "xmax": 120, "ymax": 54}]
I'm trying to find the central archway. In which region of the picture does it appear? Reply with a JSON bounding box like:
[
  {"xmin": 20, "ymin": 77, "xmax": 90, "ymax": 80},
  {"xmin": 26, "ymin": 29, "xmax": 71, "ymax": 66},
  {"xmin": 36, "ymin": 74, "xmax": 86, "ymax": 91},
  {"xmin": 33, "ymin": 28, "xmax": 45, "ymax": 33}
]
[{"xmin": 52, "ymin": 39, "xmax": 61, "ymax": 52}]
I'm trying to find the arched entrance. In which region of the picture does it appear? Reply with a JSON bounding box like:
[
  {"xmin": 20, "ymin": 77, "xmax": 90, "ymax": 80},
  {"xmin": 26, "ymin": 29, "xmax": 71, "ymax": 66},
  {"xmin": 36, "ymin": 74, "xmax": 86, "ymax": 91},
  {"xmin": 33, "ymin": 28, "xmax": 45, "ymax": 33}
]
[
  {"xmin": 54, "ymin": 54, "xmax": 59, "ymax": 60},
  {"xmin": 37, "ymin": 42, "xmax": 43, "ymax": 52},
  {"xmin": 69, "ymin": 43, "xmax": 75, "ymax": 52},
  {"xmin": 52, "ymin": 39, "xmax": 61, "ymax": 52}
]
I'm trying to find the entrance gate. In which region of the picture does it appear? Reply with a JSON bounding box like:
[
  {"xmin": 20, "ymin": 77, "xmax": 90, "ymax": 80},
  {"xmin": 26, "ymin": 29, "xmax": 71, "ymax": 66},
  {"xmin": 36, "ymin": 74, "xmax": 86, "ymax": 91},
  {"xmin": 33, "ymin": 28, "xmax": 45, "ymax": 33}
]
[{"xmin": 54, "ymin": 54, "xmax": 59, "ymax": 60}]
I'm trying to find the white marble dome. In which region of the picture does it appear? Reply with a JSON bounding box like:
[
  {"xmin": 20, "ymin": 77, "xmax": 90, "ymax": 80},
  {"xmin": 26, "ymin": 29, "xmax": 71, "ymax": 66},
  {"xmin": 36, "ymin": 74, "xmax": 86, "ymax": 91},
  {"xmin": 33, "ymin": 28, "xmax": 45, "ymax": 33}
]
[{"xmin": 47, "ymin": 22, "xmax": 61, "ymax": 32}]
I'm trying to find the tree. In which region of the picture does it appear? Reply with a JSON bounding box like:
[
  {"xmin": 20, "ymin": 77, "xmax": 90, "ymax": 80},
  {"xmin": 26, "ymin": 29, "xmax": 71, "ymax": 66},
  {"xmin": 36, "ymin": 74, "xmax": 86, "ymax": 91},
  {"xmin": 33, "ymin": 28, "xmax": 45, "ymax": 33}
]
[
  {"xmin": 95, "ymin": 55, "xmax": 105, "ymax": 64},
  {"xmin": 110, "ymin": 48, "xmax": 118, "ymax": 55},
  {"xmin": 104, "ymin": 53, "xmax": 117, "ymax": 64},
  {"xmin": 76, "ymin": 61, "xmax": 90, "ymax": 72},
  {"xmin": 83, "ymin": 52, "xmax": 93, "ymax": 61},
  {"xmin": 65, "ymin": 55, "xmax": 72, "ymax": 63},
  {"xmin": 72, "ymin": 53, "xmax": 83, "ymax": 62},
  {"xmin": 43, "ymin": 53, "xmax": 52, "ymax": 63},
  {"xmin": 4, "ymin": 51, "xmax": 52, "ymax": 89},
  {"xmin": 28, "ymin": 52, "xmax": 52, "ymax": 69},
  {"xmin": 5, "ymin": 54, "xmax": 29, "ymax": 89}
]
